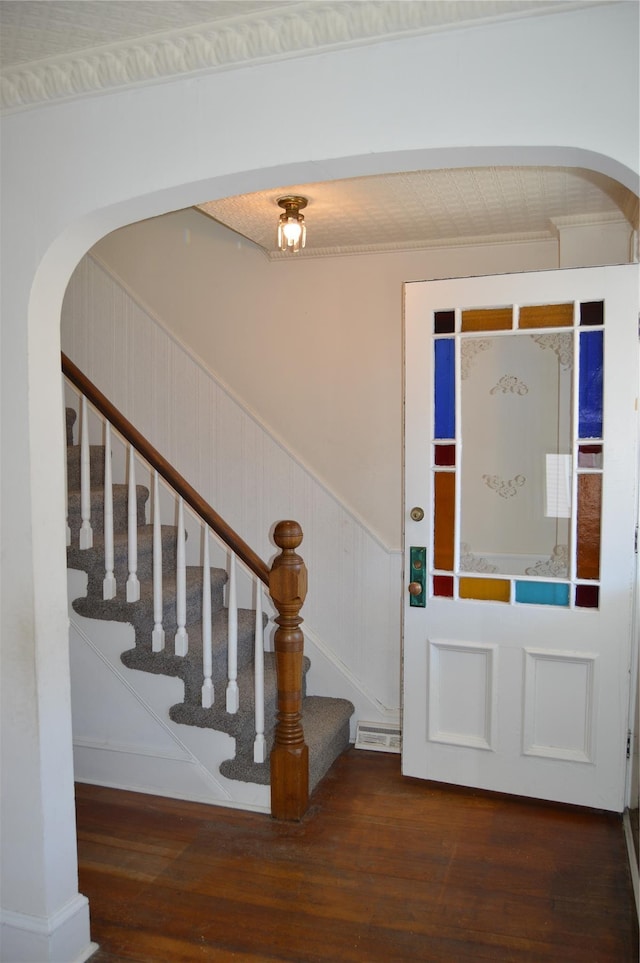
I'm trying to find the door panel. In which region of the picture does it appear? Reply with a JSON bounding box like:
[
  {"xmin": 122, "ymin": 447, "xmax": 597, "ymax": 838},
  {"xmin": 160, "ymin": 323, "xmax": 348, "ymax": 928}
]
[{"xmin": 402, "ymin": 266, "xmax": 638, "ymax": 811}]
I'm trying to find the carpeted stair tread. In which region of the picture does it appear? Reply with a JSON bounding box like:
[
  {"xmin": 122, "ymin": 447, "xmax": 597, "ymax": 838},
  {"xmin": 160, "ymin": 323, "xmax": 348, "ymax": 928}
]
[
  {"xmin": 67, "ymin": 524, "xmax": 180, "ymax": 583},
  {"xmin": 67, "ymin": 484, "xmax": 149, "ymax": 537},
  {"xmin": 73, "ymin": 564, "xmax": 228, "ymax": 631},
  {"xmin": 121, "ymin": 609, "xmax": 263, "ymax": 704},
  {"xmin": 218, "ymin": 695, "xmax": 354, "ymax": 789}
]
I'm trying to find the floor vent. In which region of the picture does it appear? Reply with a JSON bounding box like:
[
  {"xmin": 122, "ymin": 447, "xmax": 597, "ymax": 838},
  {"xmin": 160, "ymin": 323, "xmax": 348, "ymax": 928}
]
[{"xmin": 354, "ymin": 720, "xmax": 401, "ymax": 753}]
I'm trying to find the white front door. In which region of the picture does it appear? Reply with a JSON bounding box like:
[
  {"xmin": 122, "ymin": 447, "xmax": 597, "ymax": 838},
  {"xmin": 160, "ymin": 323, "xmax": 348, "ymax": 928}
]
[{"xmin": 402, "ymin": 266, "xmax": 638, "ymax": 811}]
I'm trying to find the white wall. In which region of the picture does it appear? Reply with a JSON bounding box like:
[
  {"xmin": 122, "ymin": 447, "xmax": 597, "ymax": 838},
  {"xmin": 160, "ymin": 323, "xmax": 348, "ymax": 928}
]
[{"xmin": 2, "ymin": 3, "xmax": 638, "ymax": 959}]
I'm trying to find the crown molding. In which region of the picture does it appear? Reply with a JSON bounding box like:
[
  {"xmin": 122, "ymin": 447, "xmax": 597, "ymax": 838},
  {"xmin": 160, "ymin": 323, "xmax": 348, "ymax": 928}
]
[{"xmin": 1, "ymin": 0, "xmax": 596, "ymax": 112}]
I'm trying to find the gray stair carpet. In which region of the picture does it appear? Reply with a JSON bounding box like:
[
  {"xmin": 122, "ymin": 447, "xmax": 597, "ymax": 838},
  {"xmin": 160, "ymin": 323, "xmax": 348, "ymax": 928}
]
[{"xmin": 65, "ymin": 408, "xmax": 354, "ymax": 795}]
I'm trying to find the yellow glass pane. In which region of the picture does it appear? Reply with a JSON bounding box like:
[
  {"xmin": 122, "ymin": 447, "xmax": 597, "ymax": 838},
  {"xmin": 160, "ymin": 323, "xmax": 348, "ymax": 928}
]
[
  {"xmin": 459, "ymin": 578, "xmax": 511, "ymax": 602},
  {"xmin": 519, "ymin": 303, "xmax": 574, "ymax": 329},
  {"xmin": 461, "ymin": 307, "xmax": 512, "ymax": 332},
  {"xmin": 434, "ymin": 472, "xmax": 455, "ymax": 570}
]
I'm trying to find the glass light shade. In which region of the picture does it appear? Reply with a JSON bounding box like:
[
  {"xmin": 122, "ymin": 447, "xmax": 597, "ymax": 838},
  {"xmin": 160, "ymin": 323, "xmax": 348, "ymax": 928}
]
[{"xmin": 278, "ymin": 214, "xmax": 306, "ymax": 253}]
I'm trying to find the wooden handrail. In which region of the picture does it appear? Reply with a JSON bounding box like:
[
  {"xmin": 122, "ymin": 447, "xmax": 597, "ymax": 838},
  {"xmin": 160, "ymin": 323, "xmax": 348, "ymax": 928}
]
[{"xmin": 62, "ymin": 353, "xmax": 270, "ymax": 585}]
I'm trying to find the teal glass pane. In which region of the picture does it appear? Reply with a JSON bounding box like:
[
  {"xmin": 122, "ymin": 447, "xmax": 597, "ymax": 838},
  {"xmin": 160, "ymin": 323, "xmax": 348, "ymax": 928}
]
[
  {"xmin": 434, "ymin": 339, "xmax": 455, "ymax": 439},
  {"xmin": 515, "ymin": 582, "xmax": 570, "ymax": 606},
  {"xmin": 579, "ymin": 331, "xmax": 603, "ymax": 438}
]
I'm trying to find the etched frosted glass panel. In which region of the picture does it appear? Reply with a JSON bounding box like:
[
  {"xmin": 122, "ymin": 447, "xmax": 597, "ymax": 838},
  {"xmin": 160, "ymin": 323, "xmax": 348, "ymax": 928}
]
[
  {"xmin": 579, "ymin": 331, "xmax": 603, "ymax": 439},
  {"xmin": 434, "ymin": 339, "xmax": 455, "ymax": 439},
  {"xmin": 459, "ymin": 332, "xmax": 572, "ymax": 579}
]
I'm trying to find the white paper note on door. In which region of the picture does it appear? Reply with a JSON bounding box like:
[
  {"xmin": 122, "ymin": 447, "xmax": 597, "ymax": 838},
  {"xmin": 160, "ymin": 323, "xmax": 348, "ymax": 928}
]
[{"xmin": 545, "ymin": 453, "xmax": 572, "ymax": 518}]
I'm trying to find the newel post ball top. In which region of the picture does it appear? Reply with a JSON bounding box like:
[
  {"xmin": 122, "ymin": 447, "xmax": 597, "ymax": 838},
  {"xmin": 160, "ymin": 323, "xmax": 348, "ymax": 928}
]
[{"xmin": 269, "ymin": 520, "xmax": 308, "ymax": 612}]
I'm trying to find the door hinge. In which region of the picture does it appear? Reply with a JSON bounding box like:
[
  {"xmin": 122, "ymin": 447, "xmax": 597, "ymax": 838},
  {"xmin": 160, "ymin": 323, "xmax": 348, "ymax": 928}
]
[
  {"xmin": 626, "ymin": 730, "xmax": 632, "ymax": 760},
  {"xmin": 635, "ymin": 526, "xmax": 638, "ymax": 554}
]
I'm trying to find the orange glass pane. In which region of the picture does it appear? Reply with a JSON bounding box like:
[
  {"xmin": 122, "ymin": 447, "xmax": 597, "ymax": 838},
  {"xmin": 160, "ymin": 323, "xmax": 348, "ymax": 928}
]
[
  {"xmin": 577, "ymin": 473, "xmax": 602, "ymax": 580},
  {"xmin": 518, "ymin": 303, "xmax": 573, "ymax": 329},
  {"xmin": 459, "ymin": 578, "xmax": 511, "ymax": 602},
  {"xmin": 461, "ymin": 307, "xmax": 512, "ymax": 332},
  {"xmin": 434, "ymin": 472, "xmax": 455, "ymax": 570}
]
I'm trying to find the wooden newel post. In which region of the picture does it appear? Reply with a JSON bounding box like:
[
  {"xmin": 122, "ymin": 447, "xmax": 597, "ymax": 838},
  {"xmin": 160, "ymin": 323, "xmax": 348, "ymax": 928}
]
[{"xmin": 269, "ymin": 520, "xmax": 309, "ymax": 820}]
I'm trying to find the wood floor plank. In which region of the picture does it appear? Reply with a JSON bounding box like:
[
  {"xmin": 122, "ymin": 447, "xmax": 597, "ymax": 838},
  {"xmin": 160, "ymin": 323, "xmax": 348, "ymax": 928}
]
[{"xmin": 77, "ymin": 749, "xmax": 638, "ymax": 962}]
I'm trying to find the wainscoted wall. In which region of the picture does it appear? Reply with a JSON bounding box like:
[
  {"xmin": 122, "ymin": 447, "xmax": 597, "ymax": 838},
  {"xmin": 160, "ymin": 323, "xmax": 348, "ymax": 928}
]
[{"xmin": 62, "ymin": 254, "xmax": 402, "ymax": 721}]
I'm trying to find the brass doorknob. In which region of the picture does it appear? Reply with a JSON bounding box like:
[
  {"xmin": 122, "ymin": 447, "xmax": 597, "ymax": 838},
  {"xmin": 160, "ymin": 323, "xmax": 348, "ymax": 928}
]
[
  {"xmin": 410, "ymin": 507, "xmax": 424, "ymax": 522},
  {"xmin": 408, "ymin": 582, "xmax": 423, "ymax": 597}
]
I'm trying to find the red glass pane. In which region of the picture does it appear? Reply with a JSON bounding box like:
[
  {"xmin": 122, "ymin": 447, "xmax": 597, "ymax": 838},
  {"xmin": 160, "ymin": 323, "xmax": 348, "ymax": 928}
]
[
  {"xmin": 575, "ymin": 585, "xmax": 599, "ymax": 608},
  {"xmin": 434, "ymin": 445, "xmax": 456, "ymax": 467},
  {"xmin": 433, "ymin": 575, "xmax": 454, "ymax": 597}
]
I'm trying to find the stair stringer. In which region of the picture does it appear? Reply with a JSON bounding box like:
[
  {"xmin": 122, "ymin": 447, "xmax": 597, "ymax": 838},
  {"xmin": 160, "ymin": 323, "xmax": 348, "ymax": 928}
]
[{"xmin": 68, "ymin": 570, "xmax": 270, "ymax": 812}]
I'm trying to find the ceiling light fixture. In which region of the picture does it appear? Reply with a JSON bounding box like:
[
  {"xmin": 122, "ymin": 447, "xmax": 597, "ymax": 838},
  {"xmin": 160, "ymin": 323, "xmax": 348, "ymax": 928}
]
[{"xmin": 277, "ymin": 195, "xmax": 307, "ymax": 253}]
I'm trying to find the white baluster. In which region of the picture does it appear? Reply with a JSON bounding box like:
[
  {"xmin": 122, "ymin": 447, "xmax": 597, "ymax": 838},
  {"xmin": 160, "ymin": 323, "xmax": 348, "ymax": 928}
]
[
  {"xmin": 226, "ymin": 551, "xmax": 239, "ymax": 713},
  {"xmin": 201, "ymin": 526, "xmax": 214, "ymax": 708},
  {"xmin": 253, "ymin": 582, "xmax": 266, "ymax": 763},
  {"xmin": 174, "ymin": 497, "xmax": 188, "ymax": 656},
  {"xmin": 102, "ymin": 422, "xmax": 116, "ymax": 599},
  {"xmin": 151, "ymin": 471, "xmax": 165, "ymax": 652},
  {"xmin": 126, "ymin": 444, "xmax": 140, "ymax": 602},
  {"xmin": 79, "ymin": 396, "xmax": 93, "ymax": 549}
]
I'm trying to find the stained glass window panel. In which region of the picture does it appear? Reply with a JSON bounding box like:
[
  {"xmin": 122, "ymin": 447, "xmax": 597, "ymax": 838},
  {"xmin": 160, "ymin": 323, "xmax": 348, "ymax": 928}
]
[
  {"xmin": 434, "ymin": 445, "xmax": 456, "ymax": 467},
  {"xmin": 434, "ymin": 339, "xmax": 455, "ymax": 439},
  {"xmin": 579, "ymin": 331, "xmax": 603, "ymax": 438},
  {"xmin": 434, "ymin": 310, "xmax": 455, "ymax": 334},
  {"xmin": 515, "ymin": 581, "xmax": 570, "ymax": 606},
  {"xmin": 575, "ymin": 585, "xmax": 599, "ymax": 608},
  {"xmin": 459, "ymin": 578, "xmax": 510, "ymax": 602},
  {"xmin": 433, "ymin": 575, "xmax": 454, "ymax": 597},
  {"xmin": 518, "ymin": 303, "xmax": 573, "ymax": 329},
  {"xmin": 434, "ymin": 472, "xmax": 455, "ymax": 571},
  {"xmin": 577, "ymin": 473, "xmax": 602, "ymax": 580},
  {"xmin": 580, "ymin": 301, "xmax": 604, "ymax": 326},
  {"xmin": 461, "ymin": 307, "xmax": 512, "ymax": 332}
]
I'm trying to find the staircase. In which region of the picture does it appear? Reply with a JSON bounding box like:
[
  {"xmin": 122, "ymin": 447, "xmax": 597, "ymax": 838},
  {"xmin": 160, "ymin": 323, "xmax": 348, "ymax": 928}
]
[{"xmin": 64, "ymin": 397, "xmax": 354, "ymax": 816}]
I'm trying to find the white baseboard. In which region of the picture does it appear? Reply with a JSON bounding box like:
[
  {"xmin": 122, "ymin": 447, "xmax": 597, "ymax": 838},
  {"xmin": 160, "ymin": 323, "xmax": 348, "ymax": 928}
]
[{"xmin": 0, "ymin": 894, "xmax": 94, "ymax": 963}]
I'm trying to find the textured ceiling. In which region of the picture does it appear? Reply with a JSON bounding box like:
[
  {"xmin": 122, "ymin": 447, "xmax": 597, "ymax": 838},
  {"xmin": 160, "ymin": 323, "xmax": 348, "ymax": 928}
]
[
  {"xmin": 197, "ymin": 167, "xmax": 637, "ymax": 259},
  {"xmin": 1, "ymin": 0, "xmax": 634, "ymax": 258}
]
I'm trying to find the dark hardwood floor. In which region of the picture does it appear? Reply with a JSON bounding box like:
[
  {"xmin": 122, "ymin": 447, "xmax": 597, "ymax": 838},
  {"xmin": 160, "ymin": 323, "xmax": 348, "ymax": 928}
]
[{"xmin": 76, "ymin": 749, "xmax": 638, "ymax": 962}]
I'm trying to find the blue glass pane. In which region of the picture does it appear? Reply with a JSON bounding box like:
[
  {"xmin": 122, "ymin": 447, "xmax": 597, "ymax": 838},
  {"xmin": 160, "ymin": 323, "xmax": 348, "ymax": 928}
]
[
  {"xmin": 515, "ymin": 581, "xmax": 570, "ymax": 606},
  {"xmin": 434, "ymin": 339, "xmax": 455, "ymax": 439},
  {"xmin": 579, "ymin": 331, "xmax": 603, "ymax": 439}
]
